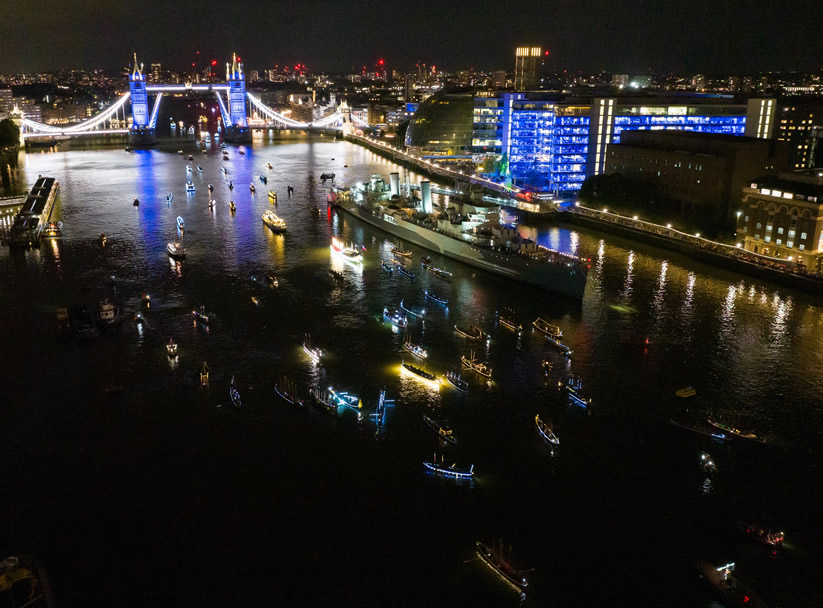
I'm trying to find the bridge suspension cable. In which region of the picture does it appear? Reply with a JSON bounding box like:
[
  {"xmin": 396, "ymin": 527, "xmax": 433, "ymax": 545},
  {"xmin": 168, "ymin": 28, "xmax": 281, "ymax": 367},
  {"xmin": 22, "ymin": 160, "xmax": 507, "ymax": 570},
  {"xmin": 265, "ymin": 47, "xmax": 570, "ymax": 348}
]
[
  {"xmin": 21, "ymin": 92, "xmax": 132, "ymax": 135},
  {"xmin": 215, "ymin": 91, "xmax": 232, "ymax": 126},
  {"xmin": 245, "ymin": 93, "xmax": 310, "ymax": 128}
]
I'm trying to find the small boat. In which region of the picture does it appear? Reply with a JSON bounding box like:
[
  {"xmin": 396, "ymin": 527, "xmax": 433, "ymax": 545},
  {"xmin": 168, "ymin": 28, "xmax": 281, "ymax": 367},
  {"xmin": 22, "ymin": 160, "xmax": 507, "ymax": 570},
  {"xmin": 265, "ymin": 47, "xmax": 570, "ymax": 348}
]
[
  {"xmin": 535, "ymin": 414, "xmax": 560, "ymax": 446},
  {"xmin": 311, "ymin": 206, "xmax": 321, "ymax": 217},
  {"xmin": 177, "ymin": 150, "xmax": 184, "ymax": 155},
  {"xmin": 208, "ymin": 184, "xmax": 214, "ymax": 192},
  {"xmin": 265, "ymin": 162, "xmax": 273, "ymax": 169},
  {"xmin": 186, "ymin": 165, "xmax": 192, "ymax": 172},
  {"xmin": 735, "ymin": 521, "xmax": 785, "ymax": 547},
  {"xmin": 381, "ymin": 261, "xmax": 394, "ymax": 273},
  {"xmin": 303, "ymin": 334, "xmax": 322, "ymax": 362},
  {"xmin": 268, "ymin": 190, "xmax": 277, "ymax": 202},
  {"xmin": 424, "ymin": 289, "xmax": 448, "ymax": 306},
  {"xmin": 221, "ymin": 166, "xmax": 227, "ymax": 174},
  {"xmin": 558, "ymin": 376, "xmax": 590, "ymax": 407},
  {"xmin": 697, "ymin": 561, "xmax": 766, "ymax": 608},
  {"xmin": 423, "ymin": 414, "xmax": 457, "ymax": 445},
  {"xmin": 229, "ymin": 201, "xmax": 236, "ymax": 212},
  {"xmin": 403, "ymin": 333, "xmax": 428, "ymax": 359},
  {"xmin": 238, "ymin": 149, "xmax": 245, "ymax": 155},
  {"xmin": 167, "ymin": 241, "xmax": 186, "ymax": 258},
  {"xmin": 309, "ymin": 388, "xmax": 337, "ymax": 414},
  {"xmin": 228, "ymin": 182, "xmax": 233, "ymax": 190},
  {"xmin": 420, "ymin": 255, "xmax": 432, "ymax": 265},
  {"xmin": 545, "ymin": 334, "xmax": 573, "ymax": 356},
  {"xmin": 383, "ymin": 307, "xmax": 408, "ymax": 328},
  {"xmin": 187, "ymin": 154, "xmax": 194, "ymax": 160},
  {"xmin": 445, "ymin": 371, "xmax": 468, "ymax": 392},
  {"xmin": 259, "ymin": 175, "xmax": 267, "ymax": 184},
  {"xmin": 229, "ymin": 376, "xmax": 242, "ymax": 408},
  {"xmin": 133, "ymin": 198, "xmax": 140, "ymax": 207},
  {"xmin": 97, "ymin": 298, "xmax": 121, "ymax": 326},
  {"xmin": 177, "ymin": 216, "xmax": 185, "ymax": 231},
  {"xmin": 706, "ymin": 418, "xmax": 764, "ymax": 443},
  {"xmin": 100, "ymin": 233, "xmax": 107, "ymax": 246},
  {"xmin": 43, "ymin": 221, "xmax": 62, "ymax": 238},
  {"xmin": 262, "ymin": 210, "xmax": 287, "ymax": 233},
  {"xmin": 166, "ymin": 192, "xmax": 174, "ymax": 204},
  {"xmin": 275, "ymin": 376, "xmax": 304, "ymax": 407},
  {"xmin": 396, "ymin": 264, "xmax": 415, "ymax": 279},
  {"xmin": 328, "ymin": 387, "xmax": 363, "ymax": 412},
  {"xmin": 533, "ymin": 317, "xmax": 562, "ymax": 337},
  {"xmin": 429, "ymin": 266, "xmax": 453, "ymax": 281},
  {"xmin": 400, "ymin": 361, "xmax": 440, "ymax": 388},
  {"xmin": 476, "ymin": 541, "xmax": 529, "ymax": 592},
  {"xmin": 320, "ymin": 172, "xmax": 335, "ymax": 181},
  {"xmin": 330, "ymin": 238, "xmax": 363, "ymax": 265},
  {"xmin": 676, "ymin": 387, "xmax": 697, "ymax": 398},
  {"xmin": 399, "ymin": 299, "xmax": 425, "ymax": 319},
  {"xmin": 251, "ymin": 296, "xmax": 259, "ymax": 306},
  {"xmin": 249, "ymin": 183, "xmax": 256, "ymax": 192},
  {"xmin": 669, "ymin": 418, "xmax": 728, "ymax": 441},
  {"xmin": 192, "ymin": 305, "xmax": 209, "ymax": 325},
  {"xmin": 220, "ymin": 143, "xmax": 227, "ymax": 149},
  {"xmin": 498, "ymin": 308, "xmax": 522, "ymax": 332},
  {"xmin": 424, "ymin": 454, "xmax": 473, "ymax": 479},
  {"xmin": 197, "ymin": 166, "xmax": 203, "ymax": 172},
  {"xmin": 698, "ymin": 451, "xmax": 717, "ymax": 473},
  {"xmin": 454, "ymin": 324, "xmax": 485, "ymax": 340},
  {"xmin": 200, "ymin": 361, "xmax": 209, "ymax": 386},
  {"xmin": 186, "ymin": 182, "xmax": 195, "ymax": 193},
  {"xmin": 461, "ymin": 352, "xmax": 492, "ymax": 378},
  {"xmin": 208, "ymin": 200, "xmax": 216, "ymax": 209},
  {"xmin": 266, "ymin": 273, "xmax": 278, "ymax": 287},
  {"xmin": 166, "ymin": 337, "xmax": 178, "ymax": 356},
  {"xmin": 391, "ymin": 245, "xmax": 412, "ymax": 258}
]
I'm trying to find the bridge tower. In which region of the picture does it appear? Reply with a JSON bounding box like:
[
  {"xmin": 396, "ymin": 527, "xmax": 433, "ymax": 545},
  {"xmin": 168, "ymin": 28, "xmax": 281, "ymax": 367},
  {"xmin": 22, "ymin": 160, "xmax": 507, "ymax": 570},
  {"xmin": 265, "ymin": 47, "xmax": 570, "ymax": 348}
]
[
  {"xmin": 224, "ymin": 53, "xmax": 252, "ymax": 143},
  {"xmin": 338, "ymin": 101, "xmax": 354, "ymax": 135},
  {"xmin": 128, "ymin": 53, "xmax": 156, "ymax": 147}
]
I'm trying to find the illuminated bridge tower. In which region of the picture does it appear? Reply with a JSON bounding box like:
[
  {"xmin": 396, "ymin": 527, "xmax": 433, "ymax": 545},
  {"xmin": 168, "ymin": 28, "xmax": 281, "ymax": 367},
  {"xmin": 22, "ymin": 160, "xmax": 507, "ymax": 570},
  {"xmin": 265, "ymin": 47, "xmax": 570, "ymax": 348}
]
[
  {"xmin": 224, "ymin": 53, "xmax": 252, "ymax": 143},
  {"xmin": 128, "ymin": 53, "xmax": 156, "ymax": 147}
]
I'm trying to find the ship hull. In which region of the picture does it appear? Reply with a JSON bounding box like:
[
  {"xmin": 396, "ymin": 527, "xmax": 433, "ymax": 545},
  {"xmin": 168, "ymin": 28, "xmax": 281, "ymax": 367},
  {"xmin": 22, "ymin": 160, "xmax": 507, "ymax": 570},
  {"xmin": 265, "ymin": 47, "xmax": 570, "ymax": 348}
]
[{"xmin": 338, "ymin": 200, "xmax": 588, "ymax": 299}]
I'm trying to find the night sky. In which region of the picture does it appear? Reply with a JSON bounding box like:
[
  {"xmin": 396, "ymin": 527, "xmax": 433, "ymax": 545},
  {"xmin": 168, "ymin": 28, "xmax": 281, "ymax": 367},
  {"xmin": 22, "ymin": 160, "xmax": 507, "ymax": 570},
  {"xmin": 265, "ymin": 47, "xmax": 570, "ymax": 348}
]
[{"xmin": 1, "ymin": 0, "xmax": 821, "ymax": 74}]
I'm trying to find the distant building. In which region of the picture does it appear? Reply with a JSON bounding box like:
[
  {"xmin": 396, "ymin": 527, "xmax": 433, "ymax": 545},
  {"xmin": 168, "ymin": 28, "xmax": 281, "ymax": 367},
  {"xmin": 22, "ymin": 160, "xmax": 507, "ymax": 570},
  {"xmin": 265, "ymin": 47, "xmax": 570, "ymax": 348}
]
[
  {"xmin": 629, "ymin": 75, "xmax": 652, "ymax": 89},
  {"xmin": 611, "ymin": 74, "xmax": 629, "ymax": 89},
  {"xmin": 514, "ymin": 47, "xmax": 541, "ymax": 90},
  {"xmin": 491, "ymin": 71, "xmax": 507, "ymax": 89},
  {"xmin": 404, "ymin": 74, "xmax": 415, "ymax": 102},
  {"xmin": 774, "ymin": 99, "xmax": 823, "ymax": 170},
  {"xmin": 691, "ymin": 74, "xmax": 706, "ymax": 92},
  {"xmin": 151, "ymin": 63, "xmax": 162, "ymax": 82},
  {"xmin": 739, "ymin": 171, "xmax": 823, "ymax": 270},
  {"xmin": 607, "ymin": 130, "xmax": 788, "ymax": 226},
  {"xmin": 0, "ymin": 89, "xmax": 12, "ymax": 116},
  {"xmin": 12, "ymin": 97, "xmax": 41, "ymax": 122}
]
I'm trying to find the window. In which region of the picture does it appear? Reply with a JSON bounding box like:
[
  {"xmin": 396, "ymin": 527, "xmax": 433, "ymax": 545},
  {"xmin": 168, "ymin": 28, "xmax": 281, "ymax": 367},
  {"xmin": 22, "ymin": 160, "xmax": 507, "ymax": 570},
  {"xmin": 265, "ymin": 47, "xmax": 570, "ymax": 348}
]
[
  {"xmin": 766, "ymin": 224, "xmax": 773, "ymax": 232},
  {"xmin": 777, "ymin": 227, "xmax": 784, "ymax": 234},
  {"xmin": 756, "ymin": 222, "xmax": 762, "ymax": 229},
  {"xmin": 787, "ymin": 241, "xmax": 794, "ymax": 248},
  {"xmin": 799, "ymin": 244, "xmax": 805, "ymax": 250},
  {"xmin": 776, "ymin": 239, "xmax": 782, "ymax": 245},
  {"xmin": 765, "ymin": 236, "xmax": 771, "ymax": 243},
  {"xmin": 801, "ymin": 232, "xmax": 807, "ymax": 240},
  {"xmin": 743, "ymin": 227, "xmax": 748, "ymax": 233},
  {"xmin": 789, "ymin": 229, "xmax": 796, "ymax": 238},
  {"xmin": 744, "ymin": 215, "xmax": 749, "ymax": 222}
]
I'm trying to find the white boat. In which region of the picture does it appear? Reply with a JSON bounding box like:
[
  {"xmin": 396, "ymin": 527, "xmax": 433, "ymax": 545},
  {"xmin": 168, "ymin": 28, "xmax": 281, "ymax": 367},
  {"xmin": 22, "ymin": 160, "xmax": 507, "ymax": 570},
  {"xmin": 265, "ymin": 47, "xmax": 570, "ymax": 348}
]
[
  {"xmin": 185, "ymin": 182, "xmax": 195, "ymax": 193},
  {"xmin": 330, "ymin": 237, "xmax": 363, "ymax": 265},
  {"xmin": 262, "ymin": 210, "xmax": 287, "ymax": 233},
  {"xmin": 177, "ymin": 216, "xmax": 185, "ymax": 231},
  {"xmin": 534, "ymin": 317, "xmax": 562, "ymax": 337},
  {"xmin": 535, "ymin": 414, "xmax": 559, "ymax": 446},
  {"xmin": 166, "ymin": 337, "xmax": 178, "ymax": 356},
  {"xmin": 167, "ymin": 241, "xmax": 186, "ymax": 258}
]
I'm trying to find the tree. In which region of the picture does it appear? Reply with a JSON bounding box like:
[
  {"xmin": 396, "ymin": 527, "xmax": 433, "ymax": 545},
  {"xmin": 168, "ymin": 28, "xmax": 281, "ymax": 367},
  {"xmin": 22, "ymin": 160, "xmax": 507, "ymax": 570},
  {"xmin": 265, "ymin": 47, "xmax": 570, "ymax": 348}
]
[
  {"xmin": 495, "ymin": 153, "xmax": 508, "ymax": 177},
  {"xmin": 479, "ymin": 155, "xmax": 497, "ymax": 174},
  {"xmin": 0, "ymin": 118, "xmax": 20, "ymax": 147}
]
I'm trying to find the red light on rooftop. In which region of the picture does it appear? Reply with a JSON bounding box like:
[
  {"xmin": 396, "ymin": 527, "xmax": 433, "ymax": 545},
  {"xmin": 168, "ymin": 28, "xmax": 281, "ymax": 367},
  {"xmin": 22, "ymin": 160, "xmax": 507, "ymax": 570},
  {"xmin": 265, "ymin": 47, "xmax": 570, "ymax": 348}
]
[
  {"xmin": 211, "ymin": 60, "xmax": 217, "ymax": 66},
  {"xmin": 378, "ymin": 59, "xmax": 384, "ymax": 65},
  {"xmin": 544, "ymin": 50, "xmax": 550, "ymax": 56}
]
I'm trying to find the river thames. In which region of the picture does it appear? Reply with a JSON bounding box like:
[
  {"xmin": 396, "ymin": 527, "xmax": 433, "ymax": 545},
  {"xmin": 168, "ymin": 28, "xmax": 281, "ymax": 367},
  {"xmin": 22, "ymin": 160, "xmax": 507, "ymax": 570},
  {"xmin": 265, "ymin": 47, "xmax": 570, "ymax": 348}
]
[{"xmin": 1, "ymin": 134, "xmax": 821, "ymax": 607}]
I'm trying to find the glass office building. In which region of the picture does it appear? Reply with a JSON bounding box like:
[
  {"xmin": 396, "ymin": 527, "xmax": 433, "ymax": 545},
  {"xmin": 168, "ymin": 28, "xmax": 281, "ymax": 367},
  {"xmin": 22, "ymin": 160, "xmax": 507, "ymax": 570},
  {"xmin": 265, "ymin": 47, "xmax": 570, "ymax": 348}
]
[{"xmin": 471, "ymin": 93, "xmax": 772, "ymax": 198}]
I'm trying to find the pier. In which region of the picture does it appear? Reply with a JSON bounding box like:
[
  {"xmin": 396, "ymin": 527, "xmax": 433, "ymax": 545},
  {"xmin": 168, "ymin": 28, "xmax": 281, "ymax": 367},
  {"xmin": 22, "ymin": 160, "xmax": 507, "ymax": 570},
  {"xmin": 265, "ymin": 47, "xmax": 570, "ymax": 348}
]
[{"xmin": 8, "ymin": 177, "xmax": 59, "ymax": 247}]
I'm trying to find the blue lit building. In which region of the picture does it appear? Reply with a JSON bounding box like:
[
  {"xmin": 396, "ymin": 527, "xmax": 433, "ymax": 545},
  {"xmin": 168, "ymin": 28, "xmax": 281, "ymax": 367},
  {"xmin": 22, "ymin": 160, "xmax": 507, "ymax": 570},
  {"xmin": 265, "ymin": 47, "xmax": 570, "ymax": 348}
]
[{"xmin": 472, "ymin": 93, "xmax": 776, "ymax": 198}]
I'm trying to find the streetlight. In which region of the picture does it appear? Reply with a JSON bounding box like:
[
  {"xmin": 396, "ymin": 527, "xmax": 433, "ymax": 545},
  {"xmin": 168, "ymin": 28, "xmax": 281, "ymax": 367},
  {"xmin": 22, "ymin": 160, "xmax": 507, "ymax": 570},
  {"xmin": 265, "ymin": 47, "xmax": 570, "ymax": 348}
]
[
  {"xmin": 666, "ymin": 223, "xmax": 672, "ymax": 229},
  {"xmin": 633, "ymin": 215, "xmax": 638, "ymax": 220}
]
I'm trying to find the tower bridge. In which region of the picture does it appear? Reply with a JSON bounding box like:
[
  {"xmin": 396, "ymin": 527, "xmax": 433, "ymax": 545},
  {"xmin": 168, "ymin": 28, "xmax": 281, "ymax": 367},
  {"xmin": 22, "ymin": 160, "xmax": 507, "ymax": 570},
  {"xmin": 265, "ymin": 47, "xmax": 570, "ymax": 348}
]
[{"xmin": 19, "ymin": 53, "xmax": 369, "ymax": 146}]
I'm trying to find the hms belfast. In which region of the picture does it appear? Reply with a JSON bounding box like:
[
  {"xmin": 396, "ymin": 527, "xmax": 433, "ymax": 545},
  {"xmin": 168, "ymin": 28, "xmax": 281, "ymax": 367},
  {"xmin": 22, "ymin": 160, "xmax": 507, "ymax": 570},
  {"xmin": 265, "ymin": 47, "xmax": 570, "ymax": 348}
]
[{"xmin": 337, "ymin": 173, "xmax": 589, "ymax": 299}]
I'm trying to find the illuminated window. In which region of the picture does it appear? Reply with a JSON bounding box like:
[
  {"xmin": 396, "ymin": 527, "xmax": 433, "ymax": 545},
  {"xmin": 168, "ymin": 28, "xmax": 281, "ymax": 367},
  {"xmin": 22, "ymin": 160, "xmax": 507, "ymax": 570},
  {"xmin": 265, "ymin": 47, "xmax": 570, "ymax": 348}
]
[
  {"xmin": 765, "ymin": 235, "xmax": 771, "ymax": 243},
  {"xmin": 799, "ymin": 244, "xmax": 805, "ymax": 250},
  {"xmin": 777, "ymin": 227, "xmax": 784, "ymax": 234},
  {"xmin": 788, "ymin": 229, "xmax": 796, "ymax": 238},
  {"xmin": 801, "ymin": 232, "xmax": 807, "ymax": 240},
  {"xmin": 776, "ymin": 239, "xmax": 782, "ymax": 245},
  {"xmin": 787, "ymin": 241, "xmax": 794, "ymax": 248}
]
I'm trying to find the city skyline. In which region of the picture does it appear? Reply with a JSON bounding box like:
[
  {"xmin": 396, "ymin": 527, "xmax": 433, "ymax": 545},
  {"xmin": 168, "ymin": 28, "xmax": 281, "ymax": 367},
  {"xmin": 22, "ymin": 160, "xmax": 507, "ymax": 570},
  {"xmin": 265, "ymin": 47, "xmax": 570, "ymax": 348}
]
[{"xmin": 2, "ymin": 0, "xmax": 822, "ymax": 74}]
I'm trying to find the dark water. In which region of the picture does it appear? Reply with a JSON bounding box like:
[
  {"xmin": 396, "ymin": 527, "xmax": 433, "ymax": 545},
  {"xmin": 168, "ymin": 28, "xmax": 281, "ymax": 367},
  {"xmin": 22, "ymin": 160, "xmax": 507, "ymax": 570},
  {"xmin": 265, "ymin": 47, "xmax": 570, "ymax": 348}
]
[{"xmin": 1, "ymin": 136, "xmax": 821, "ymax": 607}]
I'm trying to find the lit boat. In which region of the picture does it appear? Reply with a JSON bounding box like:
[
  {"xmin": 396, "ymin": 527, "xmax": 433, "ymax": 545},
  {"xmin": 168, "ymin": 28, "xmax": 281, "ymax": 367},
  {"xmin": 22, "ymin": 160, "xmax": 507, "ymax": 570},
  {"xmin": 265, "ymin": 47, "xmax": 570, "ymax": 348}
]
[
  {"xmin": 303, "ymin": 333, "xmax": 322, "ymax": 363},
  {"xmin": 186, "ymin": 165, "xmax": 192, "ymax": 172},
  {"xmin": 396, "ymin": 263, "xmax": 415, "ymax": 278},
  {"xmin": 400, "ymin": 361, "xmax": 440, "ymax": 388},
  {"xmin": 445, "ymin": 371, "xmax": 468, "ymax": 392},
  {"xmin": 43, "ymin": 221, "xmax": 62, "ymax": 238},
  {"xmin": 328, "ymin": 387, "xmax": 362, "ymax": 412},
  {"xmin": 383, "ymin": 307, "xmax": 408, "ymax": 328},
  {"xmin": 229, "ymin": 201, "xmax": 236, "ymax": 212},
  {"xmin": 697, "ymin": 561, "xmax": 766, "ymax": 608},
  {"xmin": 262, "ymin": 210, "xmax": 287, "ymax": 233},
  {"xmin": 423, "ymin": 414, "xmax": 457, "ymax": 445},
  {"xmin": 311, "ymin": 206, "xmax": 321, "ymax": 217},
  {"xmin": 309, "ymin": 388, "xmax": 337, "ymax": 414},
  {"xmin": 545, "ymin": 334, "xmax": 573, "ymax": 356},
  {"xmin": 275, "ymin": 376, "xmax": 304, "ymax": 407},
  {"xmin": 558, "ymin": 376, "xmax": 590, "ymax": 407},
  {"xmin": 249, "ymin": 183, "xmax": 256, "ymax": 192},
  {"xmin": 97, "ymin": 298, "xmax": 121, "ymax": 326},
  {"xmin": 424, "ymin": 289, "xmax": 448, "ymax": 306},
  {"xmin": 197, "ymin": 166, "xmax": 203, "ymax": 172},
  {"xmin": 535, "ymin": 414, "xmax": 559, "ymax": 446},
  {"xmin": 698, "ymin": 451, "xmax": 717, "ymax": 473},
  {"xmin": 229, "ymin": 376, "xmax": 242, "ymax": 407},
  {"xmin": 266, "ymin": 273, "xmax": 278, "ymax": 287},
  {"xmin": 259, "ymin": 175, "xmax": 267, "ymax": 184},
  {"xmin": 706, "ymin": 418, "xmax": 764, "ymax": 442},
  {"xmin": 177, "ymin": 216, "xmax": 185, "ymax": 231},
  {"xmin": 454, "ymin": 324, "xmax": 485, "ymax": 340},
  {"xmin": 676, "ymin": 387, "xmax": 697, "ymax": 398},
  {"xmin": 166, "ymin": 192, "xmax": 174, "ymax": 204},
  {"xmin": 133, "ymin": 198, "xmax": 139, "ymax": 206},
  {"xmin": 251, "ymin": 296, "xmax": 259, "ymax": 306},
  {"xmin": 208, "ymin": 184, "xmax": 214, "ymax": 192},
  {"xmin": 476, "ymin": 540, "xmax": 529, "ymax": 592},
  {"xmin": 221, "ymin": 166, "xmax": 227, "ymax": 174},
  {"xmin": 187, "ymin": 154, "xmax": 193, "ymax": 160},
  {"xmin": 669, "ymin": 418, "xmax": 727, "ymax": 441},
  {"xmin": 166, "ymin": 337, "xmax": 178, "ymax": 356},
  {"xmin": 208, "ymin": 199, "xmax": 216, "ymax": 209},
  {"xmin": 461, "ymin": 351, "xmax": 492, "ymax": 378},
  {"xmin": 498, "ymin": 308, "xmax": 522, "ymax": 332},
  {"xmin": 185, "ymin": 182, "xmax": 195, "ymax": 193},
  {"xmin": 167, "ymin": 241, "xmax": 186, "ymax": 258},
  {"xmin": 192, "ymin": 305, "xmax": 209, "ymax": 325},
  {"xmin": 403, "ymin": 333, "xmax": 428, "ymax": 359},
  {"xmin": 391, "ymin": 245, "xmax": 412, "ymax": 257},
  {"xmin": 420, "ymin": 255, "xmax": 432, "ymax": 266},
  {"xmin": 265, "ymin": 162, "xmax": 273, "ymax": 169},
  {"xmin": 177, "ymin": 149, "xmax": 184, "ymax": 155},
  {"xmin": 399, "ymin": 299, "xmax": 425, "ymax": 318},
  {"xmin": 429, "ymin": 266, "xmax": 453, "ymax": 281},
  {"xmin": 381, "ymin": 261, "xmax": 394, "ymax": 273},
  {"xmin": 533, "ymin": 317, "xmax": 562, "ymax": 337},
  {"xmin": 268, "ymin": 190, "xmax": 277, "ymax": 202},
  {"xmin": 200, "ymin": 361, "xmax": 209, "ymax": 386},
  {"xmin": 330, "ymin": 237, "xmax": 363, "ymax": 265},
  {"xmin": 735, "ymin": 521, "xmax": 785, "ymax": 547},
  {"xmin": 424, "ymin": 454, "xmax": 473, "ymax": 479}
]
